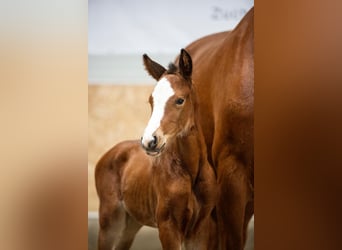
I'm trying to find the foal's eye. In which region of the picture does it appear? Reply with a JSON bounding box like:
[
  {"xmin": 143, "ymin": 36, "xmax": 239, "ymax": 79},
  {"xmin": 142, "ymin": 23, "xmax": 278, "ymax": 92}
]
[{"xmin": 175, "ymin": 98, "xmax": 185, "ymax": 105}]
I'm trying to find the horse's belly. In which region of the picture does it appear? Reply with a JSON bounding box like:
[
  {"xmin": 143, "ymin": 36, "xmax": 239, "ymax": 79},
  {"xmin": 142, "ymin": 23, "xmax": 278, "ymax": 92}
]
[
  {"xmin": 122, "ymin": 187, "xmax": 157, "ymax": 227},
  {"xmin": 122, "ymin": 198, "xmax": 157, "ymax": 227},
  {"xmin": 121, "ymin": 159, "xmax": 157, "ymax": 227}
]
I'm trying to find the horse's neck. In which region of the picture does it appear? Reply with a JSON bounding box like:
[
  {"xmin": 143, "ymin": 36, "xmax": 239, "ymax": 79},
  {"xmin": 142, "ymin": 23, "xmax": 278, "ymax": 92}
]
[{"xmin": 162, "ymin": 127, "xmax": 206, "ymax": 182}]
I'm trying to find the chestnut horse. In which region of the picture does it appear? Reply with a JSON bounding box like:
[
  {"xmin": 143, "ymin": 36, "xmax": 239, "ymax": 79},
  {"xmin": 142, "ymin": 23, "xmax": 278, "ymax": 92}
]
[
  {"xmin": 95, "ymin": 49, "xmax": 217, "ymax": 250},
  {"xmin": 175, "ymin": 7, "xmax": 254, "ymax": 250}
]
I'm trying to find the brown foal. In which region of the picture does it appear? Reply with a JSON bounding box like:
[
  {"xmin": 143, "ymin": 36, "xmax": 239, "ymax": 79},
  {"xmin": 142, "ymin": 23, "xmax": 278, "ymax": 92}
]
[{"xmin": 95, "ymin": 49, "xmax": 217, "ymax": 250}]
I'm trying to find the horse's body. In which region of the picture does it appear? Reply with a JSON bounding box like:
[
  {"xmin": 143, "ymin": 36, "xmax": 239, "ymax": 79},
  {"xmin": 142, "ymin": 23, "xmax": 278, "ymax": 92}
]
[
  {"xmin": 177, "ymin": 7, "xmax": 254, "ymax": 250},
  {"xmin": 96, "ymin": 50, "xmax": 217, "ymax": 250}
]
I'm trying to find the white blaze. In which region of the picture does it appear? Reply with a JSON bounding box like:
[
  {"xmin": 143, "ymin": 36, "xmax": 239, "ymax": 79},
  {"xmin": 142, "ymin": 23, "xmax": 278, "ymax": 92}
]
[{"xmin": 142, "ymin": 77, "xmax": 174, "ymax": 145}]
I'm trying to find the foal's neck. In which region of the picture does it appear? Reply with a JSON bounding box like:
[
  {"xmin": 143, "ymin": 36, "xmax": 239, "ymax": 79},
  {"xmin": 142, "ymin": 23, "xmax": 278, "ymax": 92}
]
[
  {"xmin": 162, "ymin": 124, "xmax": 207, "ymax": 182},
  {"xmin": 158, "ymin": 87, "xmax": 207, "ymax": 181}
]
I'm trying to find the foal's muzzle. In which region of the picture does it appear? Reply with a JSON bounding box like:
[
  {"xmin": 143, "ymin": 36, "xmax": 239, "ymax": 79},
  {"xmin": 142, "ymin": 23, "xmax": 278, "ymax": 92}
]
[{"xmin": 140, "ymin": 136, "xmax": 165, "ymax": 156}]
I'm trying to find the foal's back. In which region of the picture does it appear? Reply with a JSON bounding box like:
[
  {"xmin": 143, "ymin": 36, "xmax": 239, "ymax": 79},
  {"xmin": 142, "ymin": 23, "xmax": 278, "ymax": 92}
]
[
  {"xmin": 95, "ymin": 140, "xmax": 157, "ymax": 250},
  {"xmin": 95, "ymin": 140, "xmax": 157, "ymax": 226}
]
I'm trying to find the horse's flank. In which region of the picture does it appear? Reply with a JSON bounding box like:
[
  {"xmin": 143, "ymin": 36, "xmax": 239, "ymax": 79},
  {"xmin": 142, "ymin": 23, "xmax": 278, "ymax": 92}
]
[{"xmin": 180, "ymin": 7, "xmax": 254, "ymax": 250}]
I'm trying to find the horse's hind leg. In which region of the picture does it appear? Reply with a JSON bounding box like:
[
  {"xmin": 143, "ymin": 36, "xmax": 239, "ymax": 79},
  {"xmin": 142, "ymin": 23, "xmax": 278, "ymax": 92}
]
[
  {"xmin": 115, "ymin": 214, "xmax": 142, "ymax": 250},
  {"xmin": 98, "ymin": 202, "xmax": 142, "ymax": 250},
  {"xmin": 98, "ymin": 202, "xmax": 126, "ymax": 250}
]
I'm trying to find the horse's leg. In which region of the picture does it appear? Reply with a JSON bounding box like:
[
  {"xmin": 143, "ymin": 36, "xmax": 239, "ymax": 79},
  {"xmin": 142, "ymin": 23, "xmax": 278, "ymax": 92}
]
[
  {"xmin": 157, "ymin": 207, "xmax": 184, "ymax": 250},
  {"xmin": 216, "ymin": 156, "xmax": 252, "ymax": 250},
  {"xmin": 98, "ymin": 202, "xmax": 126, "ymax": 250},
  {"xmin": 184, "ymin": 214, "xmax": 218, "ymax": 250},
  {"xmin": 115, "ymin": 214, "xmax": 142, "ymax": 250},
  {"xmin": 243, "ymin": 200, "xmax": 254, "ymax": 247},
  {"xmin": 158, "ymin": 221, "xmax": 183, "ymax": 250}
]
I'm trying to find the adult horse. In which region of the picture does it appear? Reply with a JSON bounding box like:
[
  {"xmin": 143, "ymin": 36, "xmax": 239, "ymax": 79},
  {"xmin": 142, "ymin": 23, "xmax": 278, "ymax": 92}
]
[
  {"xmin": 95, "ymin": 49, "xmax": 217, "ymax": 250},
  {"xmin": 177, "ymin": 7, "xmax": 254, "ymax": 250}
]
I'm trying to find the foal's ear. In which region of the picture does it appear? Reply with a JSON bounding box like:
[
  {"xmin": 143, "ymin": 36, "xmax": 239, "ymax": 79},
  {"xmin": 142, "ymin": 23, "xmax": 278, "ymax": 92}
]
[
  {"xmin": 143, "ymin": 54, "xmax": 167, "ymax": 81},
  {"xmin": 179, "ymin": 49, "xmax": 192, "ymax": 79}
]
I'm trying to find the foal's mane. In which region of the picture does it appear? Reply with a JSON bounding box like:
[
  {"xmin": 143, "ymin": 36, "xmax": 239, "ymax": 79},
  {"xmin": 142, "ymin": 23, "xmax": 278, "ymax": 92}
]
[{"xmin": 167, "ymin": 63, "xmax": 178, "ymax": 74}]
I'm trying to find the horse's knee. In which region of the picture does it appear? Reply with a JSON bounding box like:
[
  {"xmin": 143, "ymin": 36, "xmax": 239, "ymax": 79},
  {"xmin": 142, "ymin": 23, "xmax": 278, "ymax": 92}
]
[
  {"xmin": 99, "ymin": 212, "xmax": 112, "ymax": 230},
  {"xmin": 99, "ymin": 203, "xmax": 125, "ymax": 230}
]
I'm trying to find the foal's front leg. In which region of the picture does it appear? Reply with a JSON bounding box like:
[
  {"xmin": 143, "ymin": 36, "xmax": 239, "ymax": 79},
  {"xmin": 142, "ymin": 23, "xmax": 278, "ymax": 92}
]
[
  {"xmin": 158, "ymin": 219, "xmax": 183, "ymax": 250},
  {"xmin": 157, "ymin": 202, "xmax": 194, "ymax": 249},
  {"xmin": 156, "ymin": 180, "xmax": 193, "ymax": 250},
  {"xmin": 157, "ymin": 203, "xmax": 188, "ymax": 250}
]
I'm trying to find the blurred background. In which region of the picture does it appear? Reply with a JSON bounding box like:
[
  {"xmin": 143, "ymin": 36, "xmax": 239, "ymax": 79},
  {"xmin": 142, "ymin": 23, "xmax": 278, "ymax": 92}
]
[
  {"xmin": 2, "ymin": 1, "xmax": 341, "ymax": 250},
  {"xmin": 88, "ymin": 0, "xmax": 254, "ymax": 249}
]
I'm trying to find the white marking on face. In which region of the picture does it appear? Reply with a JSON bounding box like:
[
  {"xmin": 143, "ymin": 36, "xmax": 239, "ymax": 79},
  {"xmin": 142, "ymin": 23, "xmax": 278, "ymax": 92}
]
[{"xmin": 142, "ymin": 77, "xmax": 174, "ymax": 146}]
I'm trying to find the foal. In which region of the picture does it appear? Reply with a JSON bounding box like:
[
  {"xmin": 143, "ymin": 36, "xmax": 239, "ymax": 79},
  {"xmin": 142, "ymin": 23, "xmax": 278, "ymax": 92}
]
[{"xmin": 95, "ymin": 49, "xmax": 217, "ymax": 250}]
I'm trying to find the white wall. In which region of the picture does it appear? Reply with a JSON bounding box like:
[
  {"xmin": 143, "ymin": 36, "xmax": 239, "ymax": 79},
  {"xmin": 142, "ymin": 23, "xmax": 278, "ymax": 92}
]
[{"xmin": 88, "ymin": 0, "xmax": 254, "ymax": 83}]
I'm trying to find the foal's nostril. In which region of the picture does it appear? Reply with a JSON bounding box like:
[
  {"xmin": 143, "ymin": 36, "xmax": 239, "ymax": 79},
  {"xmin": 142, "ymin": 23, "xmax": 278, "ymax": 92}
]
[{"xmin": 148, "ymin": 136, "xmax": 158, "ymax": 149}]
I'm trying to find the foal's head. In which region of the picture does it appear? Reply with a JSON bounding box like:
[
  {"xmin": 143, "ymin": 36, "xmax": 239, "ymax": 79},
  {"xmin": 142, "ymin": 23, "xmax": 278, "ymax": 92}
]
[{"xmin": 141, "ymin": 49, "xmax": 195, "ymax": 156}]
